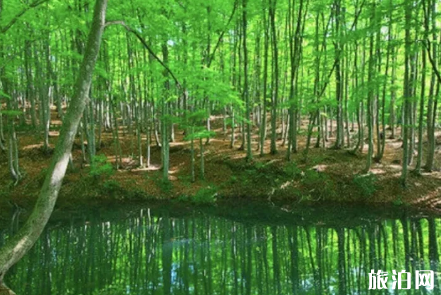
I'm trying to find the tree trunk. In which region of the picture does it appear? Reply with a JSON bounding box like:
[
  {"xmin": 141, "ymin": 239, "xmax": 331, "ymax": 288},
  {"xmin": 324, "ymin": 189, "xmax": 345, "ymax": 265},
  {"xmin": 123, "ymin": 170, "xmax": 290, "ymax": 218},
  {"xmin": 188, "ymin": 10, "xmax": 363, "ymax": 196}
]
[
  {"xmin": 269, "ymin": 0, "xmax": 278, "ymax": 155},
  {"xmin": 401, "ymin": 0, "xmax": 411, "ymax": 186},
  {"xmin": 243, "ymin": 0, "xmax": 252, "ymax": 162}
]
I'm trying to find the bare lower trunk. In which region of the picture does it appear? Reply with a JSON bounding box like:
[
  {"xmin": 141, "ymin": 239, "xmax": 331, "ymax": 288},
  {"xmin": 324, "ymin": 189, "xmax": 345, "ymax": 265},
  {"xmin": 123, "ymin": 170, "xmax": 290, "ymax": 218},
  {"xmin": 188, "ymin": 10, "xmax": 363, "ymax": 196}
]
[{"xmin": 0, "ymin": 0, "xmax": 107, "ymax": 285}]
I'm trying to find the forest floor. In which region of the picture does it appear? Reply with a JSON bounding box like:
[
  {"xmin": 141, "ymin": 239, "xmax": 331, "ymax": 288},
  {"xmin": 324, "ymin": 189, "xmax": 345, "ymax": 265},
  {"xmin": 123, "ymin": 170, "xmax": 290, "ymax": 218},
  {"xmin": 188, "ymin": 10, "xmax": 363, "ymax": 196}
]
[{"xmin": 1, "ymin": 111, "xmax": 441, "ymax": 221}]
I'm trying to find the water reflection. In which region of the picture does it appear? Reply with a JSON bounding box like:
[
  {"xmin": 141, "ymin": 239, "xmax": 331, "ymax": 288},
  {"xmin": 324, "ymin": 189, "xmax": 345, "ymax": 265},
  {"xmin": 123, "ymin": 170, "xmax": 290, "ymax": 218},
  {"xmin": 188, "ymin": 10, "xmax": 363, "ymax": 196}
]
[{"xmin": 2, "ymin": 207, "xmax": 441, "ymax": 294}]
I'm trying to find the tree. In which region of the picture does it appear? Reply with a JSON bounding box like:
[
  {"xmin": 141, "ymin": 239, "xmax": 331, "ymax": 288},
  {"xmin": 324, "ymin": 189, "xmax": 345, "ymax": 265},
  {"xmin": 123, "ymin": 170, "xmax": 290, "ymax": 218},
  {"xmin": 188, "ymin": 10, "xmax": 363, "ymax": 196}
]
[
  {"xmin": 401, "ymin": 0, "xmax": 412, "ymax": 186},
  {"xmin": 0, "ymin": 0, "xmax": 108, "ymax": 290}
]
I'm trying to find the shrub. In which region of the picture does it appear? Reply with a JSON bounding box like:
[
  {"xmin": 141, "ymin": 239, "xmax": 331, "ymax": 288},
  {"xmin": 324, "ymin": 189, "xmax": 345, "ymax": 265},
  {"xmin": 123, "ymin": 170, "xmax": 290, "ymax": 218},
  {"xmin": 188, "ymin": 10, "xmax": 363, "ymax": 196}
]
[
  {"xmin": 101, "ymin": 179, "xmax": 121, "ymax": 196},
  {"xmin": 158, "ymin": 179, "xmax": 173, "ymax": 193},
  {"xmin": 301, "ymin": 169, "xmax": 323, "ymax": 186},
  {"xmin": 353, "ymin": 173, "xmax": 377, "ymax": 198},
  {"xmin": 284, "ymin": 162, "xmax": 302, "ymax": 178},
  {"xmin": 89, "ymin": 154, "xmax": 114, "ymax": 179},
  {"xmin": 300, "ymin": 169, "xmax": 336, "ymax": 200},
  {"xmin": 147, "ymin": 171, "xmax": 173, "ymax": 194},
  {"xmin": 177, "ymin": 194, "xmax": 190, "ymax": 202},
  {"xmin": 254, "ymin": 161, "xmax": 265, "ymax": 169},
  {"xmin": 193, "ymin": 185, "xmax": 218, "ymax": 204}
]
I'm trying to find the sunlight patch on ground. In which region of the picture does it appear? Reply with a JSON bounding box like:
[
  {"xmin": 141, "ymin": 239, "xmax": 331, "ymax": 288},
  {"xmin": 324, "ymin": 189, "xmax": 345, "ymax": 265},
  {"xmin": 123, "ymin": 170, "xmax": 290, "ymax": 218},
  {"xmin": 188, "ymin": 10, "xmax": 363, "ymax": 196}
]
[
  {"xmin": 311, "ymin": 165, "xmax": 327, "ymax": 172},
  {"xmin": 388, "ymin": 142, "xmax": 403, "ymax": 148},
  {"xmin": 266, "ymin": 159, "xmax": 283, "ymax": 165},
  {"xmin": 106, "ymin": 155, "xmax": 117, "ymax": 162},
  {"xmin": 409, "ymin": 188, "xmax": 441, "ymax": 209},
  {"xmin": 205, "ymin": 138, "xmax": 225, "ymax": 144},
  {"xmin": 131, "ymin": 165, "xmax": 161, "ymax": 172},
  {"xmin": 51, "ymin": 120, "xmax": 62, "ymax": 125},
  {"xmin": 370, "ymin": 168, "xmax": 385, "ymax": 175},
  {"xmin": 280, "ymin": 181, "xmax": 292, "ymax": 190},
  {"xmin": 169, "ymin": 169, "xmax": 180, "ymax": 174},
  {"xmin": 168, "ymin": 175, "xmax": 178, "ymax": 181},
  {"xmin": 23, "ymin": 143, "xmax": 44, "ymax": 150},
  {"xmin": 423, "ymin": 172, "xmax": 441, "ymax": 179},
  {"xmin": 170, "ymin": 142, "xmax": 186, "ymax": 147},
  {"xmin": 230, "ymin": 153, "xmax": 246, "ymax": 160},
  {"xmin": 389, "ymin": 165, "xmax": 402, "ymax": 170},
  {"xmin": 392, "ymin": 172, "xmax": 402, "ymax": 177}
]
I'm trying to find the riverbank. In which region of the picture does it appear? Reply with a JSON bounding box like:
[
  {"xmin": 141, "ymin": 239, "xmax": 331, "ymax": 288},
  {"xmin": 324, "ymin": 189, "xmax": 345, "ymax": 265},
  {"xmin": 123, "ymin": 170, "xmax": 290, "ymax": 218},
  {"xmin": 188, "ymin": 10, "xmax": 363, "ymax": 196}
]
[{"xmin": 1, "ymin": 119, "xmax": 441, "ymax": 221}]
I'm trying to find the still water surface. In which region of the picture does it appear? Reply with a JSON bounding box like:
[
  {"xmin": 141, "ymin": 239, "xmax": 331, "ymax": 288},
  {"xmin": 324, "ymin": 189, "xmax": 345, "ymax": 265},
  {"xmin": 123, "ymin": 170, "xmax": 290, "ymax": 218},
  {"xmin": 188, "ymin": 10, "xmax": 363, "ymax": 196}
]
[{"xmin": 2, "ymin": 204, "xmax": 441, "ymax": 294}]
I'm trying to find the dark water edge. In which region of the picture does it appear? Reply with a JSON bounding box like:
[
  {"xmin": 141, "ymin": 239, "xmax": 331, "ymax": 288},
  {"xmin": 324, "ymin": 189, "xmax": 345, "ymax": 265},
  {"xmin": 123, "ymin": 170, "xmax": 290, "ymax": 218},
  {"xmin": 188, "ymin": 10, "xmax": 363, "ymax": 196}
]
[{"xmin": 1, "ymin": 200, "xmax": 441, "ymax": 294}]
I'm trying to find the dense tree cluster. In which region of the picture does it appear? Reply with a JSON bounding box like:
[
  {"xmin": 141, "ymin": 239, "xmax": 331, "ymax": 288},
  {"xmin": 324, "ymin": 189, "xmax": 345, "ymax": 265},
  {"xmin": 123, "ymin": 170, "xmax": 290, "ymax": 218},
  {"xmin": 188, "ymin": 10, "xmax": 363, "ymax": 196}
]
[
  {"xmin": 1, "ymin": 0, "xmax": 441, "ymax": 185},
  {"xmin": 1, "ymin": 0, "xmax": 441, "ymax": 291}
]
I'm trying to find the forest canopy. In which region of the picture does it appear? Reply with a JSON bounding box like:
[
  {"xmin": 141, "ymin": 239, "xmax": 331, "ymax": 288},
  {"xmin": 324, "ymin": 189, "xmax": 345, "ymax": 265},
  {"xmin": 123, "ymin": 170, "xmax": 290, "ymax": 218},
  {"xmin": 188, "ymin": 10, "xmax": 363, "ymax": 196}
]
[{"xmin": 0, "ymin": 0, "xmax": 440, "ymax": 187}]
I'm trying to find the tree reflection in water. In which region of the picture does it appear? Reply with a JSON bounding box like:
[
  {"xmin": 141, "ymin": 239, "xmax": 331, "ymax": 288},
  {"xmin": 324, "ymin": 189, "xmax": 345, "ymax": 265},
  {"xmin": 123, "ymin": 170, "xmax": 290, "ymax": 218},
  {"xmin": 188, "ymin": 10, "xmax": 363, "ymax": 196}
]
[{"xmin": 1, "ymin": 208, "xmax": 440, "ymax": 295}]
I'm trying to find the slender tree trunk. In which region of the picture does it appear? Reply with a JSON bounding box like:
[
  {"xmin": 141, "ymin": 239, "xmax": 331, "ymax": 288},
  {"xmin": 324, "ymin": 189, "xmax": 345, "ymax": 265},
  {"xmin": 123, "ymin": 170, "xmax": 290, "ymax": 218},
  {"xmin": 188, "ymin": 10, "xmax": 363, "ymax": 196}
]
[
  {"xmin": 424, "ymin": 0, "xmax": 437, "ymax": 171},
  {"xmin": 242, "ymin": 0, "xmax": 252, "ymax": 162},
  {"xmin": 364, "ymin": 2, "xmax": 376, "ymax": 173},
  {"xmin": 415, "ymin": 36, "xmax": 427, "ymax": 173},
  {"xmin": 389, "ymin": 53, "xmax": 397, "ymax": 139},
  {"xmin": 401, "ymin": 0, "xmax": 412, "ymax": 186},
  {"xmin": 334, "ymin": 0, "xmax": 343, "ymax": 149},
  {"xmin": 260, "ymin": 10, "xmax": 269, "ymax": 156},
  {"xmin": 269, "ymin": 0, "xmax": 278, "ymax": 155}
]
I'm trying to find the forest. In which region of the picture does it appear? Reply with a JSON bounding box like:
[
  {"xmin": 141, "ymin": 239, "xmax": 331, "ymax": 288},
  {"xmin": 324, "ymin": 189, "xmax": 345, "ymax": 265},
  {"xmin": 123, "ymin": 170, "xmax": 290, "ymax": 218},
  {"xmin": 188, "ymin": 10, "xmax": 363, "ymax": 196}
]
[{"xmin": 1, "ymin": 0, "xmax": 441, "ymax": 293}]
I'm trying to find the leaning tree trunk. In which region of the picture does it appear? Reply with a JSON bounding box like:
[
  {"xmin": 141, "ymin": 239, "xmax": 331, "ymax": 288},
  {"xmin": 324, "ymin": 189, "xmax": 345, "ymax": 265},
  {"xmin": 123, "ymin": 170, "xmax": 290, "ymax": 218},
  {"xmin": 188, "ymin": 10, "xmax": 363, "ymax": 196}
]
[{"xmin": 0, "ymin": 0, "xmax": 107, "ymax": 290}]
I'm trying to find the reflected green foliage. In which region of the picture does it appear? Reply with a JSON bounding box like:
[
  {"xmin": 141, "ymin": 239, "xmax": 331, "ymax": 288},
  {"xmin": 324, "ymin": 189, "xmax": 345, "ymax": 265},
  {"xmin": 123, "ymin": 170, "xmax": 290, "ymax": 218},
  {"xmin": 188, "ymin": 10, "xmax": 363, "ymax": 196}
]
[{"xmin": 1, "ymin": 207, "xmax": 440, "ymax": 294}]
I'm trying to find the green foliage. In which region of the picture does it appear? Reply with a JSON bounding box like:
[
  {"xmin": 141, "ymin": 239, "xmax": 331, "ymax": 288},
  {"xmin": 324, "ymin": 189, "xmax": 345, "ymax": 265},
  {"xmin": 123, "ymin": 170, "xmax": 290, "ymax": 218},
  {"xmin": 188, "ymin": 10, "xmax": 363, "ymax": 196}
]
[
  {"xmin": 284, "ymin": 162, "xmax": 302, "ymax": 178},
  {"xmin": 89, "ymin": 155, "xmax": 114, "ymax": 180},
  {"xmin": 353, "ymin": 173, "xmax": 377, "ymax": 198},
  {"xmin": 393, "ymin": 195, "xmax": 404, "ymax": 206},
  {"xmin": 193, "ymin": 185, "xmax": 218, "ymax": 204},
  {"xmin": 126, "ymin": 187, "xmax": 151, "ymax": 200},
  {"xmin": 299, "ymin": 194, "xmax": 314, "ymax": 202},
  {"xmin": 176, "ymin": 185, "xmax": 217, "ymax": 204},
  {"xmin": 300, "ymin": 169, "xmax": 336, "ymax": 200},
  {"xmin": 0, "ymin": 109, "xmax": 23, "ymax": 117},
  {"xmin": 301, "ymin": 170, "xmax": 322, "ymax": 186},
  {"xmin": 177, "ymin": 175, "xmax": 193, "ymax": 188},
  {"xmin": 184, "ymin": 129, "xmax": 216, "ymax": 141},
  {"xmin": 149, "ymin": 172, "xmax": 173, "ymax": 194},
  {"xmin": 100, "ymin": 179, "xmax": 121, "ymax": 197},
  {"xmin": 229, "ymin": 175, "xmax": 238, "ymax": 184},
  {"xmin": 78, "ymin": 285, "xmax": 126, "ymax": 295},
  {"xmin": 0, "ymin": 90, "xmax": 11, "ymax": 99}
]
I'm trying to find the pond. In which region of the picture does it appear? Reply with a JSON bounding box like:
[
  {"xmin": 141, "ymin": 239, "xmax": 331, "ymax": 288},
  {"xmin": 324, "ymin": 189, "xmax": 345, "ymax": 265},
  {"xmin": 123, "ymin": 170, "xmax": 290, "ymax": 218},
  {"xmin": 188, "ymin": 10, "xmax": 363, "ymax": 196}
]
[{"xmin": 1, "ymin": 203, "xmax": 440, "ymax": 294}]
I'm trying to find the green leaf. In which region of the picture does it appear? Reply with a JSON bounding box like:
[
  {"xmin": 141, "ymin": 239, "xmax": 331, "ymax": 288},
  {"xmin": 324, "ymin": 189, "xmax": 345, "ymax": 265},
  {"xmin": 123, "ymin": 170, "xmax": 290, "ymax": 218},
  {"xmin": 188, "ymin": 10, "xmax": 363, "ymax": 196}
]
[
  {"xmin": 0, "ymin": 90, "xmax": 11, "ymax": 100},
  {"xmin": 1, "ymin": 109, "xmax": 23, "ymax": 117}
]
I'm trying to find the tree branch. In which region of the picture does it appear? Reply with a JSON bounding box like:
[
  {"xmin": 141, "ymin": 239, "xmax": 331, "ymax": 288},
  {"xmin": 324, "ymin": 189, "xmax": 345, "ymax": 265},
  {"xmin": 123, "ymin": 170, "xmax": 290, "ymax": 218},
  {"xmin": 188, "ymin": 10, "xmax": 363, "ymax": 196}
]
[
  {"xmin": 423, "ymin": 40, "xmax": 441, "ymax": 85},
  {"xmin": 318, "ymin": 58, "xmax": 338, "ymax": 98},
  {"xmin": 1, "ymin": 0, "xmax": 49, "ymax": 34},
  {"xmin": 207, "ymin": 0, "xmax": 238, "ymax": 68},
  {"xmin": 106, "ymin": 20, "xmax": 182, "ymax": 89}
]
